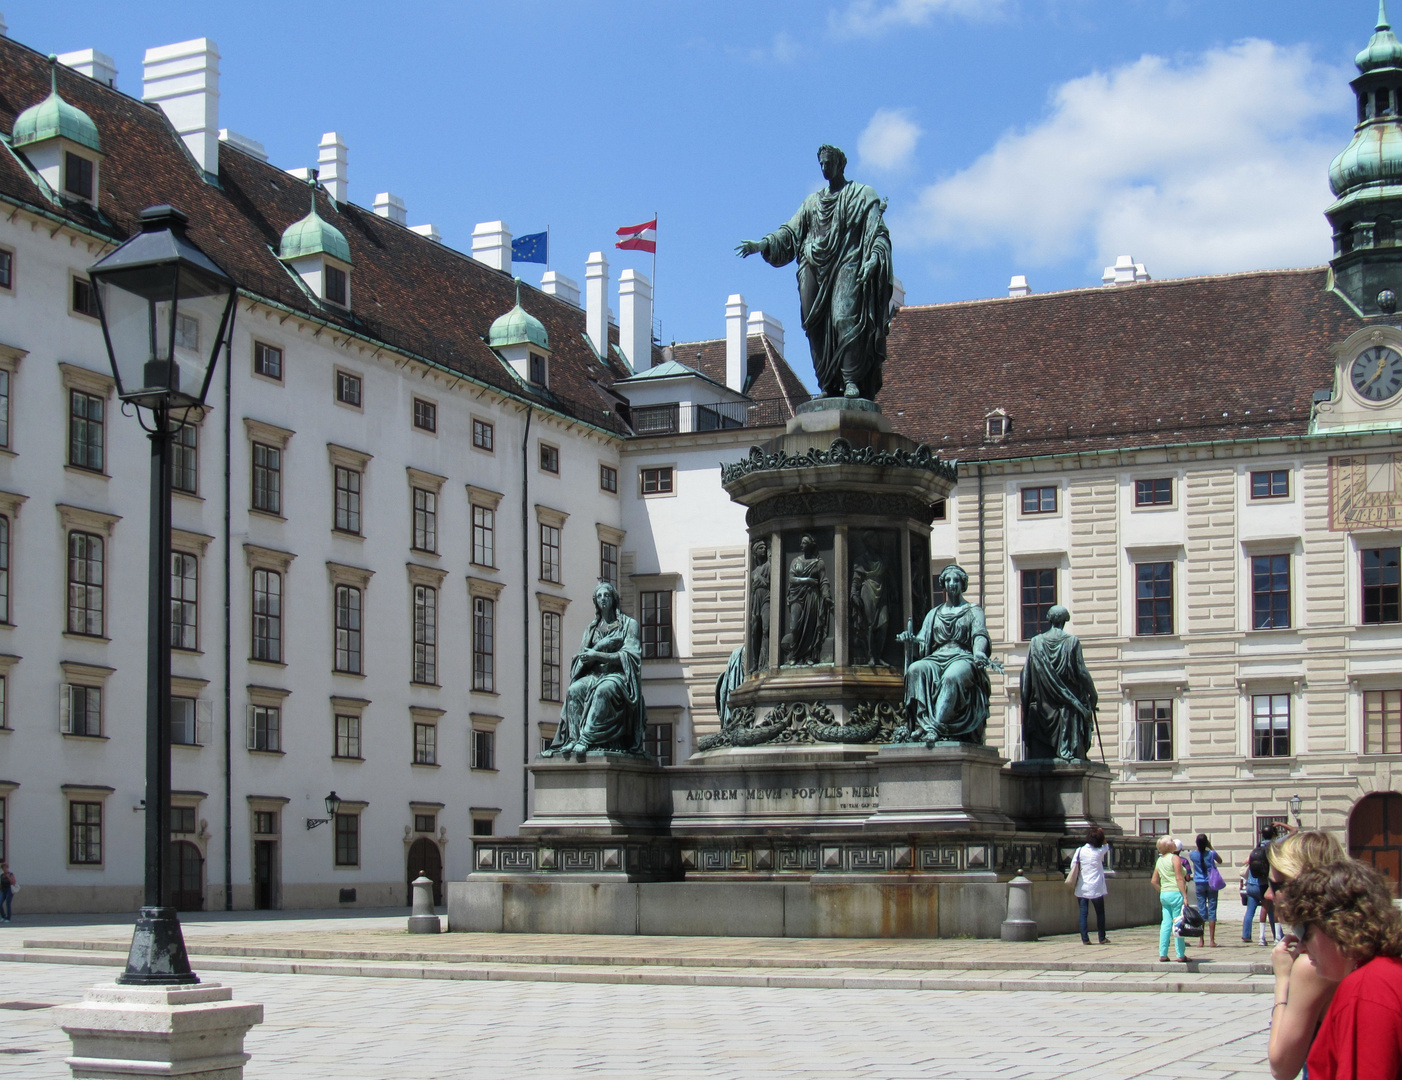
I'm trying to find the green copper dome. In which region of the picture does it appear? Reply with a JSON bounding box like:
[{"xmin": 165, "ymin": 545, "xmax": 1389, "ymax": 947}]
[
  {"xmin": 1330, "ymin": 122, "xmax": 1402, "ymax": 196},
  {"xmin": 488, "ymin": 282, "xmax": 549, "ymax": 350},
  {"xmin": 12, "ymin": 57, "xmax": 100, "ymax": 152},
  {"xmin": 1358, "ymin": 1, "xmax": 1402, "ymax": 71},
  {"xmin": 278, "ymin": 185, "xmax": 351, "ymax": 264}
]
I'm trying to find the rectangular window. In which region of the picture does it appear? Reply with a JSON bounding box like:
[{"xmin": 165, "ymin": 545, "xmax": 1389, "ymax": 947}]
[
  {"xmin": 529, "ymin": 352, "xmax": 547, "ymax": 385},
  {"xmin": 413, "ymin": 585, "xmax": 437, "ymax": 685},
  {"xmin": 1135, "ymin": 561, "xmax": 1174, "ymax": 635},
  {"xmin": 251, "ymin": 569, "xmax": 282, "ymax": 662},
  {"xmin": 472, "ymin": 817, "xmax": 494, "ymax": 837},
  {"xmin": 412, "ymin": 489, "xmax": 437, "ymax": 553},
  {"xmin": 69, "ymin": 801, "xmax": 101, "ymax": 864},
  {"xmin": 171, "ymin": 697, "xmax": 198, "ymax": 746},
  {"xmin": 1134, "ymin": 478, "xmax": 1173, "ymax": 507},
  {"xmin": 251, "ymin": 442, "xmax": 282, "ymax": 514},
  {"xmin": 645, "ymin": 722, "xmax": 674, "ymax": 767},
  {"xmin": 0, "ymin": 249, "xmax": 11, "ymax": 291},
  {"xmin": 0, "ymin": 367, "xmax": 11, "ymax": 448},
  {"xmin": 472, "ymin": 505, "xmax": 495, "ymax": 567},
  {"xmin": 334, "ymin": 585, "xmax": 362, "ymax": 674},
  {"xmin": 1135, "ymin": 699, "xmax": 1173, "ymax": 761},
  {"xmin": 600, "ymin": 464, "xmax": 618, "ymax": 493},
  {"xmin": 0, "ymin": 515, "xmax": 9, "ymax": 624},
  {"xmin": 67, "ymin": 531, "xmax": 104, "ymax": 636},
  {"xmin": 1252, "ymin": 693, "xmax": 1291, "ymax": 758},
  {"xmin": 634, "ymin": 404, "xmax": 679, "ymax": 435},
  {"xmin": 540, "ymin": 444, "xmax": 559, "ymax": 474},
  {"xmin": 1139, "ymin": 817, "xmax": 1170, "ymax": 838},
  {"xmin": 600, "ymin": 542, "xmax": 619, "ymax": 588},
  {"xmin": 640, "ymin": 590, "xmax": 673, "ymax": 659},
  {"xmin": 334, "ymin": 813, "xmax": 358, "ymax": 866},
  {"xmin": 932, "ymin": 499, "xmax": 947, "ymax": 521},
  {"xmin": 65, "ymin": 152, "xmax": 93, "ymax": 199},
  {"xmin": 68, "ymin": 389, "xmax": 104, "ymax": 471},
  {"xmin": 541, "ymin": 611, "xmax": 562, "ymax": 702},
  {"xmin": 641, "ymin": 466, "xmax": 674, "ymax": 495},
  {"xmin": 334, "ymin": 466, "xmax": 362, "ymax": 534},
  {"xmin": 1020, "ymin": 486, "xmax": 1057, "ymax": 514},
  {"xmin": 174, "ymin": 313, "xmax": 199, "ymax": 352},
  {"xmin": 414, "ymin": 722, "xmax": 437, "ymax": 765},
  {"xmin": 540, "ymin": 524, "xmax": 561, "ymax": 583},
  {"xmin": 325, "ymin": 265, "xmax": 348, "ymax": 307},
  {"xmin": 472, "ymin": 728, "xmax": 495, "ymax": 771},
  {"xmin": 1363, "ymin": 547, "xmax": 1401, "ymax": 624},
  {"xmin": 65, "ymin": 684, "xmax": 102, "ymax": 737},
  {"xmin": 71, "ymin": 277, "xmax": 99, "ymax": 318},
  {"xmin": 171, "ymin": 805, "xmax": 197, "ymax": 834},
  {"xmin": 0, "ymin": 674, "xmax": 7, "ymax": 729},
  {"xmin": 335, "ymin": 370, "xmax": 361, "ymax": 406},
  {"xmin": 171, "ymin": 551, "xmax": 198, "ymax": 650},
  {"xmin": 1365, "ymin": 689, "xmax": 1402, "ymax": 754},
  {"xmin": 248, "ymin": 704, "xmax": 281, "ymax": 752},
  {"xmin": 1250, "ymin": 470, "xmax": 1289, "ymax": 499},
  {"xmin": 253, "ymin": 811, "xmax": 277, "ymax": 835},
  {"xmin": 413, "ymin": 398, "xmax": 436, "ymax": 432},
  {"xmin": 171, "ymin": 421, "xmax": 198, "ymax": 494},
  {"xmin": 472, "ymin": 418, "xmax": 493, "ymax": 451},
  {"xmin": 335, "ymin": 713, "xmax": 361, "ymax": 759},
  {"xmin": 1251, "ymin": 554, "xmax": 1291, "ymax": 630},
  {"xmin": 1020, "ymin": 568, "xmax": 1056, "ymax": 640},
  {"xmin": 414, "ymin": 813, "xmax": 436, "ymax": 833},
  {"xmin": 473, "ymin": 597, "xmax": 495, "ymax": 692},
  {"xmin": 253, "ymin": 342, "xmax": 283, "ymax": 380}
]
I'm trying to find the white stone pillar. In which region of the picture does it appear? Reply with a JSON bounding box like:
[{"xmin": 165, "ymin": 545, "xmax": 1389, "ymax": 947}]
[
  {"xmin": 142, "ymin": 39, "xmax": 220, "ymax": 178},
  {"xmin": 58, "ymin": 49, "xmax": 118, "ymax": 88},
  {"xmin": 618, "ymin": 270, "xmax": 653, "ymax": 371},
  {"xmin": 725, "ymin": 294, "xmax": 748, "ymax": 392},
  {"xmin": 373, "ymin": 192, "xmax": 407, "ymax": 225},
  {"xmin": 409, "ymin": 223, "xmax": 441, "ymax": 242},
  {"xmin": 318, "ymin": 132, "xmax": 348, "ymax": 202},
  {"xmin": 585, "ymin": 251, "xmax": 610, "ymax": 357},
  {"xmin": 472, "ymin": 221, "xmax": 513, "ymax": 273},
  {"xmin": 541, "ymin": 271, "xmax": 581, "ymax": 307},
  {"xmin": 746, "ymin": 310, "xmax": 784, "ymax": 358},
  {"xmin": 1008, "ymin": 275, "xmax": 1031, "ymax": 297}
]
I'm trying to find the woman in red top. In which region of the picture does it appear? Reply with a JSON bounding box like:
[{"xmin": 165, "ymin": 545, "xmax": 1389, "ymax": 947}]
[{"xmin": 1277, "ymin": 860, "xmax": 1402, "ymax": 1080}]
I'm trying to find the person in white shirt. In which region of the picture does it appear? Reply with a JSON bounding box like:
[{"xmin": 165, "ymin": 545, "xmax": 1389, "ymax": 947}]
[{"xmin": 1067, "ymin": 826, "xmax": 1110, "ymax": 944}]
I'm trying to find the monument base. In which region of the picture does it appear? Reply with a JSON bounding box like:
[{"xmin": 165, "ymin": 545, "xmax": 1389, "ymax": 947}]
[{"xmin": 522, "ymin": 754, "xmax": 670, "ymax": 836}]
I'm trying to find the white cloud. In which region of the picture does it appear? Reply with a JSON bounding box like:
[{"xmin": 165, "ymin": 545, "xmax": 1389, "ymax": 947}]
[
  {"xmin": 903, "ymin": 40, "xmax": 1347, "ymax": 278},
  {"xmin": 858, "ymin": 108, "xmax": 922, "ymax": 171},
  {"xmin": 728, "ymin": 30, "xmax": 804, "ymax": 65},
  {"xmin": 833, "ymin": 0, "xmax": 1007, "ymax": 37}
]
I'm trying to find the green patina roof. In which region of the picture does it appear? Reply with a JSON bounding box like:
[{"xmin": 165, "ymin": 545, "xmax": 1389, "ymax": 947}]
[
  {"xmin": 1358, "ymin": 0, "xmax": 1402, "ymax": 71},
  {"xmin": 12, "ymin": 57, "xmax": 100, "ymax": 153},
  {"xmin": 1330, "ymin": 122, "xmax": 1402, "ymax": 197},
  {"xmin": 278, "ymin": 183, "xmax": 351, "ymax": 264},
  {"xmin": 488, "ymin": 281, "xmax": 549, "ymax": 350}
]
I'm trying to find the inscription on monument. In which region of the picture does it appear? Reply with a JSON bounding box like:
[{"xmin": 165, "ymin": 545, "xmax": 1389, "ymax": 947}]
[{"xmin": 682, "ymin": 784, "xmax": 879, "ymax": 809}]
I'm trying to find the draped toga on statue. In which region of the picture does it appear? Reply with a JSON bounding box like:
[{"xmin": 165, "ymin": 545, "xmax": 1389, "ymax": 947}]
[
  {"xmin": 553, "ymin": 610, "xmax": 648, "ymax": 756},
  {"xmin": 1020, "ymin": 625, "xmax": 1098, "ymax": 761}
]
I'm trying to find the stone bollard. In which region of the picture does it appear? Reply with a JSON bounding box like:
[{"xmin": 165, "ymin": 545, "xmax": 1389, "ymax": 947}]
[
  {"xmin": 1000, "ymin": 870, "xmax": 1038, "ymax": 941},
  {"xmin": 408, "ymin": 874, "xmax": 441, "ymax": 934},
  {"xmin": 55, "ymin": 981, "xmax": 263, "ymax": 1079}
]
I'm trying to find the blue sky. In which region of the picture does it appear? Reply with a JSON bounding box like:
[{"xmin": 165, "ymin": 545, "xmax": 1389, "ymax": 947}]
[{"xmin": 8, "ymin": 1, "xmax": 1374, "ymax": 391}]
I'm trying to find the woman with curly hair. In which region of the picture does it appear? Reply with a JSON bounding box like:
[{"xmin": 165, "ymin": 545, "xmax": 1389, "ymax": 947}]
[
  {"xmin": 1276, "ymin": 859, "xmax": 1402, "ymax": 1080},
  {"xmin": 1263, "ymin": 831, "xmax": 1348, "ymax": 1080}
]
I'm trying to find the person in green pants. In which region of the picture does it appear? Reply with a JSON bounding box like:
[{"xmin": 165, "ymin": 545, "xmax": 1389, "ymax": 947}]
[{"xmin": 1152, "ymin": 835, "xmax": 1190, "ymax": 962}]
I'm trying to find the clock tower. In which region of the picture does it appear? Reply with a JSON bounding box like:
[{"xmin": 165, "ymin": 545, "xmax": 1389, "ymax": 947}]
[{"xmin": 1329, "ymin": 1, "xmax": 1402, "ymax": 317}]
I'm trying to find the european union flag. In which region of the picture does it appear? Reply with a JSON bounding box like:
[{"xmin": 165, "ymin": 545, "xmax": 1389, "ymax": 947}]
[{"xmin": 512, "ymin": 231, "xmax": 548, "ymax": 265}]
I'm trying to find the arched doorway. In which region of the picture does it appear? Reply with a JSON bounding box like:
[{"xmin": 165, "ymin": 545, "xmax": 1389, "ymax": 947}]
[
  {"xmin": 1349, "ymin": 792, "xmax": 1402, "ymax": 897},
  {"xmin": 406, "ymin": 837, "xmax": 442, "ymax": 906},
  {"xmin": 171, "ymin": 840, "xmax": 204, "ymax": 911}
]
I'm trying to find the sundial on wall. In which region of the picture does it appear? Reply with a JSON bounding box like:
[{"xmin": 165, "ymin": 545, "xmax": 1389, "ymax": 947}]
[{"xmin": 1330, "ymin": 452, "xmax": 1402, "ymax": 530}]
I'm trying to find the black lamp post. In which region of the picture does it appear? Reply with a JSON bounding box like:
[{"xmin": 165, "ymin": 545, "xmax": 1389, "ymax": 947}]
[
  {"xmin": 89, "ymin": 205, "xmax": 236, "ymax": 985},
  {"xmin": 1289, "ymin": 793, "xmax": 1304, "ymax": 828}
]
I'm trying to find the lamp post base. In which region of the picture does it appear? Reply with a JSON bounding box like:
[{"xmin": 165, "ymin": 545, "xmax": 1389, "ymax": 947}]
[{"xmin": 116, "ymin": 906, "xmax": 199, "ymax": 986}]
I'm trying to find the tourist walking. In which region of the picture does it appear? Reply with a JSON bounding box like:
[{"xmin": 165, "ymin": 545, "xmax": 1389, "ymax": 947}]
[
  {"xmin": 1244, "ymin": 824, "xmax": 1283, "ymax": 945},
  {"xmin": 1264, "ymin": 831, "xmax": 1348, "ymax": 1080},
  {"xmin": 0, "ymin": 861, "xmax": 15, "ymax": 922},
  {"xmin": 1152, "ymin": 835, "xmax": 1189, "ymax": 963},
  {"xmin": 1188, "ymin": 834, "xmax": 1224, "ymax": 947},
  {"xmin": 1275, "ymin": 859, "xmax": 1402, "ymax": 1080},
  {"xmin": 1067, "ymin": 826, "xmax": 1110, "ymax": 944}
]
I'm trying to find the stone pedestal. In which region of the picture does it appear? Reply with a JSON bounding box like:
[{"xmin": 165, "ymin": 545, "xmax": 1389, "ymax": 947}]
[
  {"xmin": 867, "ymin": 743, "xmax": 1016, "ymax": 832},
  {"xmin": 54, "ymin": 981, "xmax": 263, "ymax": 1080},
  {"xmin": 1007, "ymin": 759, "xmax": 1117, "ymax": 834},
  {"xmin": 523, "ymin": 754, "xmax": 670, "ymax": 836}
]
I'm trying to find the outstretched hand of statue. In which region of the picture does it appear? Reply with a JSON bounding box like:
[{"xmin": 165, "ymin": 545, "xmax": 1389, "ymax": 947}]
[{"xmin": 735, "ymin": 240, "xmax": 761, "ymax": 258}]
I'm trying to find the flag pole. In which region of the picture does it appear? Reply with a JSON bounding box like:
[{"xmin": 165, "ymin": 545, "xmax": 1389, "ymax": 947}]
[
  {"xmin": 651, "ymin": 211, "xmax": 657, "ymax": 345},
  {"xmin": 547, "ymin": 225, "xmax": 551, "ymax": 273}
]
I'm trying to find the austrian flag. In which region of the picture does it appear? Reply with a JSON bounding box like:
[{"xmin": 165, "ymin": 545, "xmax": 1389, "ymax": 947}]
[{"xmin": 615, "ymin": 218, "xmax": 657, "ymax": 253}]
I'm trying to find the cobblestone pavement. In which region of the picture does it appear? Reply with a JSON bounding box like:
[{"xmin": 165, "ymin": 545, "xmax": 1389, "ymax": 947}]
[{"xmin": 0, "ymin": 959, "xmax": 1272, "ymax": 1079}]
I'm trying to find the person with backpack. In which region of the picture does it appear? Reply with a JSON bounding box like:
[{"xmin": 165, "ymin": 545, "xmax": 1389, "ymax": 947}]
[
  {"xmin": 1066, "ymin": 825, "xmax": 1111, "ymax": 944},
  {"xmin": 0, "ymin": 861, "xmax": 15, "ymax": 922},
  {"xmin": 1244, "ymin": 824, "xmax": 1288, "ymax": 945},
  {"xmin": 1188, "ymin": 833, "xmax": 1225, "ymax": 947}
]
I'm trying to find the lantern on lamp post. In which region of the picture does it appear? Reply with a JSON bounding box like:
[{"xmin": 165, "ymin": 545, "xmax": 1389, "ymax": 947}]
[
  {"xmin": 88, "ymin": 204, "xmax": 236, "ymax": 985},
  {"xmin": 1288, "ymin": 793, "xmax": 1304, "ymax": 828}
]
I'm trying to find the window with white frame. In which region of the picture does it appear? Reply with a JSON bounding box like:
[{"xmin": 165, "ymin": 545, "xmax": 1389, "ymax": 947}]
[
  {"xmin": 1020, "ymin": 486, "xmax": 1056, "ymax": 515},
  {"xmin": 413, "ymin": 720, "xmax": 437, "ymax": 766},
  {"xmin": 1135, "ymin": 561, "xmax": 1174, "ymax": 635},
  {"xmin": 334, "ymin": 466, "xmax": 362, "ymax": 534},
  {"xmin": 1251, "ymin": 693, "xmax": 1291, "ymax": 758},
  {"xmin": 334, "ymin": 811, "xmax": 359, "ymax": 866},
  {"xmin": 1020, "ymin": 568, "xmax": 1055, "ymax": 640},
  {"xmin": 413, "ymin": 584, "xmax": 437, "ymax": 685},
  {"xmin": 1134, "ymin": 699, "xmax": 1173, "ymax": 761},
  {"xmin": 68, "ymin": 800, "xmax": 102, "ymax": 864},
  {"xmin": 248, "ymin": 703, "xmax": 281, "ymax": 752},
  {"xmin": 0, "ymin": 514, "xmax": 9, "ymax": 624},
  {"xmin": 67, "ymin": 531, "xmax": 104, "ymax": 636},
  {"xmin": 472, "ymin": 418, "xmax": 493, "ymax": 452},
  {"xmin": 1365, "ymin": 689, "xmax": 1402, "ymax": 754},
  {"xmin": 472, "ymin": 505, "xmax": 495, "ymax": 567},
  {"xmin": 172, "ymin": 551, "xmax": 198, "ymax": 650},
  {"xmin": 171, "ymin": 421, "xmax": 198, "ymax": 495},
  {"xmin": 1250, "ymin": 470, "xmax": 1289, "ymax": 499},
  {"xmin": 540, "ymin": 523, "xmax": 561, "ymax": 583},
  {"xmin": 600, "ymin": 542, "xmax": 619, "ymax": 588},
  {"xmin": 251, "ymin": 568, "xmax": 282, "ymax": 663},
  {"xmin": 473, "ymin": 727, "xmax": 495, "ymax": 771},
  {"xmin": 1363, "ymin": 547, "xmax": 1401, "ymax": 625},
  {"xmin": 1251, "ymin": 554, "xmax": 1291, "ymax": 630},
  {"xmin": 335, "ymin": 712, "xmax": 361, "ymax": 759},
  {"xmin": 335, "ymin": 370, "xmax": 361, "ymax": 406},
  {"xmin": 413, "ymin": 488, "xmax": 437, "ymax": 553},
  {"xmin": 334, "ymin": 585, "xmax": 362, "ymax": 674},
  {"xmin": 251, "ymin": 442, "xmax": 281, "ymax": 514},
  {"xmin": 640, "ymin": 590, "xmax": 673, "ymax": 659},
  {"xmin": 541, "ymin": 610, "xmax": 562, "ymax": 702},
  {"xmin": 645, "ymin": 721, "xmax": 674, "ymax": 767},
  {"xmin": 69, "ymin": 390, "xmax": 104, "ymax": 472},
  {"xmin": 171, "ymin": 696, "xmax": 198, "ymax": 746},
  {"xmin": 472, "ymin": 596, "xmax": 495, "ymax": 692},
  {"xmin": 62, "ymin": 682, "xmax": 103, "ymax": 737},
  {"xmin": 253, "ymin": 342, "xmax": 283, "ymax": 381}
]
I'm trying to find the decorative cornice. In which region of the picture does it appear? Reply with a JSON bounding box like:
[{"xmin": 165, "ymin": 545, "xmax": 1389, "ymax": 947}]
[{"xmin": 722, "ymin": 437, "xmax": 958, "ymax": 485}]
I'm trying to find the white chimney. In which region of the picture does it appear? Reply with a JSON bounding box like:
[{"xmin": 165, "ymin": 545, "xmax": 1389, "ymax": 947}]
[
  {"xmin": 585, "ymin": 251, "xmax": 610, "ymax": 357},
  {"xmin": 1102, "ymin": 255, "xmax": 1150, "ymax": 287},
  {"xmin": 1008, "ymin": 275, "xmax": 1031, "ymax": 297},
  {"xmin": 373, "ymin": 192, "xmax": 407, "ymax": 225},
  {"xmin": 618, "ymin": 270, "xmax": 653, "ymax": 371},
  {"xmin": 285, "ymin": 166, "xmax": 313, "ymax": 182},
  {"xmin": 747, "ymin": 310, "xmax": 785, "ymax": 359},
  {"xmin": 0, "ymin": 13, "xmax": 7, "ymax": 36},
  {"xmin": 471, "ymin": 221, "xmax": 512, "ymax": 273},
  {"xmin": 143, "ymin": 39, "xmax": 220, "ymax": 178},
  {"xmin": 409, "ymin": 223, "xmax": 441, "ymax": 242},
  {"xmin": 890, "ymin": 276, "xmax": 906, "ymax": 312},
  {"xmin": 218, "ymin": 129, "xmax": 266, "ymax": 161},
  {"xmin": 318, "ymin": 132, "xmax": 348, "ymax": 202},
  {"xmin": 58, "ymin": 49, "xmax": 118, "ymax": 88},
  {"xmin": 725, "ymin": 294, "xmax": 749, "ymax": 393},
  {"xmin": 541, "ymin": 271, "xmax": 581, "ymax": 308}
]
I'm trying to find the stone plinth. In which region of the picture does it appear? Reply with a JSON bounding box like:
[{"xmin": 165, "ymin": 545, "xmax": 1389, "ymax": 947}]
[
  {"xmin": 522, "ymin": 754, "xmax": 670, "ymax": 836},
  {"xmin": 54, "ymin": 981, "xmax": 263, "ymax": 1080},
  {"xmin": 1007, "ymin": 759, "xmax": 1117, "ymax": 834},
  {"xmin": 866, "ymin": 743, "xmax": 1015, "ymax": 832}
]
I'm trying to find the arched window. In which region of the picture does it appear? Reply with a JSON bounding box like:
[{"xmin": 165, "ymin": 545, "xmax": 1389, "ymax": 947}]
[
  {"xmin": 1379, "ymin": 88, "xmax": 1393, "ymax": 117},
  {"xmin": 1362, "ymin": 92, "xmax": 1371, "ymax": 123}
]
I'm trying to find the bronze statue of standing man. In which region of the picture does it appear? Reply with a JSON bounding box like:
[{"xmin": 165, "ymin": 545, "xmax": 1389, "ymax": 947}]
[
  {"xmin": 1020, "ymin": 606, "xmax": 1099, "ymax": 762},
  {"xmin": 737, "ymin": 145, "xmax": 894, "ymax": 400}
]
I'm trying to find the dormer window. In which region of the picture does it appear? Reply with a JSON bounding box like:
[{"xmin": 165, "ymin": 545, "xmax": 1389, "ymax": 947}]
[
  {"xmin": 985, "ymin": 409, "xmax": 1009, "ymax": 440},
  {"xmin": 277, "ymin": 177, "xmax": 353, "ymax": 311},
  {"xmin": 11, "ymin": 58, "xmax": 103, "ymax": 211},
  {"xmin": 325, "ymin": 265, "xmax": 347, "ymax": 307},
  {"xmin": 529, "ymin": 352, "xmax": 547, "ymax": 386},
  {"xmin": 64, "ymin": 152, "xmax": 94, "ymax": 200},
  {"xmin": 487, "ymin": 281, "xmax": 552, "ymax": 389}
]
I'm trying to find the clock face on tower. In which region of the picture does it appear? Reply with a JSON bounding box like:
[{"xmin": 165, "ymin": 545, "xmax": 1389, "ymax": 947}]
[{"xmin": 1350, "ymin": 345, "xmax": 1402, "ymax": 402}]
